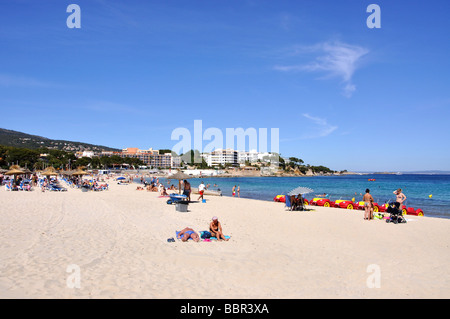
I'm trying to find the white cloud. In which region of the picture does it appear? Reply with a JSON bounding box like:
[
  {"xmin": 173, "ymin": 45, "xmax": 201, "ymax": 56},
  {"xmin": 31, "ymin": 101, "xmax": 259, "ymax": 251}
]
[
  {"xmin": 302, "ymin": 113, "xmax": 338, "ymax": 138},
  {"xmin": 0, "ymin": 74, "xmax": 57, "ymax": 88},
  {"xmin": 274, "ymin": 41, "xmax": 369, "ymax": 97},
  {"xmin": 280, "ymin": 113, "xmax": 337, "ymax": 142}
]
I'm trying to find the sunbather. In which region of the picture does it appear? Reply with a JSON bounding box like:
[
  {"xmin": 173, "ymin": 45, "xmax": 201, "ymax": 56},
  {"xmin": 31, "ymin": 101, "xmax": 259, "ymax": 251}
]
[
  {"xmin": 177, "ymin": 227, "xmax": 200, "ymax": 242},
  {"xmin": 209, "ymin": 217, "xmax": 229, "ymax": 241}
]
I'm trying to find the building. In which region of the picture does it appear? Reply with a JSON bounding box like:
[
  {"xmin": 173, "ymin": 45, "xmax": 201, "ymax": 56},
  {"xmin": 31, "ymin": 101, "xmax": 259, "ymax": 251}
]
[
  {"xmin": 120, "ymin": 148, "xmax": 181, "ymax": 168},
  {"xmin": 74, "ymin": 151, "xmax": 96, "ymax": 158},
  {"xmin": 238, "ymin": 149, "xmax": 259, "ymax": 164},
  {"xmin": 202, "ymin": 148, "xmax": 238, "ymax": 167}
]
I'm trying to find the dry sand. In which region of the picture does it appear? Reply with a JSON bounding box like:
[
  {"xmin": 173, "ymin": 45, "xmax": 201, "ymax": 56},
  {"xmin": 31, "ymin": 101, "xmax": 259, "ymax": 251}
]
[{"xmin": 0, "ymin": 180, "xmax": 449, "ymax": 298}]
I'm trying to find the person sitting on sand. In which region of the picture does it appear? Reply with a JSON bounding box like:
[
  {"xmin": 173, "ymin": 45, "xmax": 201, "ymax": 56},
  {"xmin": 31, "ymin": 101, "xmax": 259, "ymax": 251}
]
[
  {"xmin": 160, "ymin": 186, "xmax": 168, "ymax": 196},
  {"xmin": 136, "ymin": 186, "xmax": 144, "ymax": 191},
  {"xmin": 209, "ymin": 216, "xmax": 229, "ymax": 241},
  {"xmin": 177, "ymin": 227, "xmax": 199, "ymax": 242}
]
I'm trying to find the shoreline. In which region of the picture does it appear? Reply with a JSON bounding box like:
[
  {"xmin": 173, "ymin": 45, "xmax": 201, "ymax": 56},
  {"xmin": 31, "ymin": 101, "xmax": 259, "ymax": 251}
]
[{"xmin": 0, "ymin": 181, "xmax": 449, "ymax": 298}]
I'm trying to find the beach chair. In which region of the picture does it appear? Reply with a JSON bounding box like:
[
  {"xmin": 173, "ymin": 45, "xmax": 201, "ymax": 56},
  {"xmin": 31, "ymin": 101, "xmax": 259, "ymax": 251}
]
[
  {"xmin": 49, "ymin": 184, "xmax": 67, "ymax": 192},
  {"xmin": 285, "ymin": 194, "xmax": 292, "ymax": 211}
]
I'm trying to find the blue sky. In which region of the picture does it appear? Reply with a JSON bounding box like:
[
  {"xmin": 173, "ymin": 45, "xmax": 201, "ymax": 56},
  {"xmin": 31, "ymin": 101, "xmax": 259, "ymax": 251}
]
[{"xmin": 0, "ymin": 0, "xmax": 449, "ymax": 171}]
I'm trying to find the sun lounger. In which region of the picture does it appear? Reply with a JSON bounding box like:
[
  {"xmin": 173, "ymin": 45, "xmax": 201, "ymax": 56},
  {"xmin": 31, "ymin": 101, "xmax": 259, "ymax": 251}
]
[
  {"xmin": 49, "ymin": 185, "xmax": 67, "ymax": 192},
  {"xmin": 167, "ymin": 193, "xmax": 188, "ymax": 204}
]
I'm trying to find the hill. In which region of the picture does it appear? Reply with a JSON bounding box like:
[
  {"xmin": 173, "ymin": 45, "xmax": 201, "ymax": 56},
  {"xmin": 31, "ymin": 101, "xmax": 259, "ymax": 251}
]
[{"xmin": 0, "ymin": 128, "xmax": 119, "ymax": 153}]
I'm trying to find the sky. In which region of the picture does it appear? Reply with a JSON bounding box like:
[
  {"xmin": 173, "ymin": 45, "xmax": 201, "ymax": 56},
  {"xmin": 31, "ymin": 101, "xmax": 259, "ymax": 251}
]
[{"xmin": 0, "ymin": 0, "xmax": 449, "ymax": 172}]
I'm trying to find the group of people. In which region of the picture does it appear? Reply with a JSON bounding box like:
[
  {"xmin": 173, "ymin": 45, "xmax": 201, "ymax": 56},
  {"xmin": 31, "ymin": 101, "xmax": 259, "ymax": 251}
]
[
  {"xmin": 232, "ymin": 185, "xmax": 240, "ymax": 197},
  {"xmin": 363, "ymin": 188, "xmax": 406, "ymax": 220},
  {"xmin": 176, "ymin": 216, "xmax": 229, "ymax": 242},
  {"xmin": 135, "ymin": 178, "xmax": 212, "ymax": 202},
  {"xmin": 182, "ymin": 180, "xmax": 209, "ymax": 202},
  {"xmin": 138, "ymin": 179, "xmax": 177, "ymax": 193}
]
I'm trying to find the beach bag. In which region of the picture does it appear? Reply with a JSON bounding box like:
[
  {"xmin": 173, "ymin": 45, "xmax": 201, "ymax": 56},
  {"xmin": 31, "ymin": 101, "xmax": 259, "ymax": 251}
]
[{"xmin": 200, "ymin": 231, "xmax": 211, "ymax": 239}]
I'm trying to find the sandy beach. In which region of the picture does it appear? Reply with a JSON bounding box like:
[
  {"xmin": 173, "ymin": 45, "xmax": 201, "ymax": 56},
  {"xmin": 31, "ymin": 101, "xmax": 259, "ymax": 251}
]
[{"xmin": 0, "ymin": 180, "xmax": 449, "ymax": 299}]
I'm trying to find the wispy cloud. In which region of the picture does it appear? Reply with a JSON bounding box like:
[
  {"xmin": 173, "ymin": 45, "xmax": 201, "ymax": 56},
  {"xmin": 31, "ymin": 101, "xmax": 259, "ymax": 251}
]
[
  {"xmin": 302, "ymin": 113, "xmax": 338, "ymax": 138},
  {"xmin": 274, "ymin": 41, "xmax": 369, "ymax": 97},
  {"xmin": 281, "ymin": 113, "xmax": 337, "ymax": 142},
  {"xmin": 0, "ymin": 74, "xmax": 58, "ymax": 88}
]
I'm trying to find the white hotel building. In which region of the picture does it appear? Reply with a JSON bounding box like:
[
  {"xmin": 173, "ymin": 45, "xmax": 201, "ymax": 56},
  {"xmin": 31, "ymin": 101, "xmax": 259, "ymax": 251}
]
[
  {"xmin": 201, "ymin": 148, "xmax": 238, "ymax": 167},
  {"xmin": 201, "ymin": 149, "xmax": 278, "ymax": 167}
]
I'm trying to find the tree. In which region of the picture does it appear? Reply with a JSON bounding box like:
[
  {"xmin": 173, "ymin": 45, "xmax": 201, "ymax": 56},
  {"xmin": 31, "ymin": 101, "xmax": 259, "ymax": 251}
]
[{"xmin": 288, "ymin": 157, "xmax": 304, "ymax": 166}]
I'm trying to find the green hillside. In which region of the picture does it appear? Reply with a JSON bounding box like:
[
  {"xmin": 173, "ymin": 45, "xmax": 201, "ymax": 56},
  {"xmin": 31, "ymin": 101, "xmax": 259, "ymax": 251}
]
[{"xmin": 0, "ymin": 128, "xmax": 119, "ymax": 152}]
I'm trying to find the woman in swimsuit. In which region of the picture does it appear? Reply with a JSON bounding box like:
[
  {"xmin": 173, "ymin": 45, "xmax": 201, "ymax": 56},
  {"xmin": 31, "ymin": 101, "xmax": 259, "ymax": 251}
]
[
  {"xmin": 394, "ymin": 188, "xmax": 406, "ymax": 210},
  {"xmin": 209, "ymin": 217, "xmax": 229, "ymax": 241},
  {"xmin": 362, "ymin": 188, "xmax": 374, "ymax": 220}
]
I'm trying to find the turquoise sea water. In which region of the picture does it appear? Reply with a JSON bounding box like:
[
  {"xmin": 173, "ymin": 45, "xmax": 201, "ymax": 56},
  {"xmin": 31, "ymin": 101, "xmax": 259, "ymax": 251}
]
[{"xmin": 145, "ymin": 174, "xmax": 450, "ymax": 219}]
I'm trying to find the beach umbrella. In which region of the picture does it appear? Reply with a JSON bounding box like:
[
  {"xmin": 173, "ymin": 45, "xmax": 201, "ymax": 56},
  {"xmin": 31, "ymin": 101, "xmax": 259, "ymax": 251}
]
[
  {"xmin": 40, "ymin": 167, "xmax": 58, "ymax": 183},
  {"xmin": 4, "ymin": 166, "xmax": 25, "ymax": 176},
  {"xmin": 4, "ymin": 165, "xmax": 26, "ymax": 185},
  {"xmin": 71, "ymin": 168, "xmax": 89, "ymax": 176},
  {"xmin": 71, "ymin": 168, "xmax": 89, "ymax": 185},
  {"xmin": 116, "ymin": 176, "xmax": 126, "ymax": 180},
  {"xmin": 22, "ymin": 168, "xmax": 33, "ymax": 175},
  {"xmin": 287, "ymin": 186, "xmax": 314, "ymax": 196},
  {"xmin": 167, "ymin": 171, "xmax": 192, "ymax": 194},
  {"xmin": 41, "ymin": 166, "xmax": 58, "ymax": 176}
]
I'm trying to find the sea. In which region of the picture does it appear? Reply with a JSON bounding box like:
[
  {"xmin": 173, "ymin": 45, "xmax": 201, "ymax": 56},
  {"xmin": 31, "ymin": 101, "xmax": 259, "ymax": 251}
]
[{"xmin": 142, "ymin": 174, "xmax": 450, "ymax": 219}]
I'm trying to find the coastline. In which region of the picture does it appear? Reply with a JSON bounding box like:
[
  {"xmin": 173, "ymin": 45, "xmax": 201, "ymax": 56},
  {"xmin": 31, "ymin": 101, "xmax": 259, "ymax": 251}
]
[{"xmin": 1, "ymin": 180, "xmax": 449, "ymax": 299}]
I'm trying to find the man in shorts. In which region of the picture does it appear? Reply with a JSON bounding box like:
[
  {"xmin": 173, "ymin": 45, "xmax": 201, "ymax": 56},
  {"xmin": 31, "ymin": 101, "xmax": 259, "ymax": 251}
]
[{"xmin": 198, "ymin": 181, "xmax": 206, "ymax": 201}]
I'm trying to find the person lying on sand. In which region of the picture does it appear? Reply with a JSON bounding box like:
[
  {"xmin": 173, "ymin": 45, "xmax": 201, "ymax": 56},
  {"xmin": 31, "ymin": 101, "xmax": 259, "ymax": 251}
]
[
  {"xmin": 209, "ymin": 216, "xmax": 229, "ymax": 241},
  {"xmin": 177, "ymin": 227, "xmax": 199, "ymax": 242}
]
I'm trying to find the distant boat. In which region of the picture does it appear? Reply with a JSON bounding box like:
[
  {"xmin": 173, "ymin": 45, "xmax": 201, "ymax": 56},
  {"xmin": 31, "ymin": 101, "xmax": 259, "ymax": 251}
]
[{"xmin": 192, "ymin": 189, "xmax": 223, "ymax": 196}]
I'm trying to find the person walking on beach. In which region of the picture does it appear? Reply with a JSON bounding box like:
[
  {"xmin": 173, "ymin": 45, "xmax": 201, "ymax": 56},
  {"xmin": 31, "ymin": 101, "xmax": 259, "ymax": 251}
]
[
  {"xmin": 237, "ymin": 185, "xmax": 240, "ymax": 198},
  {"xmin": 232, "ymin": 185, "xmax": 236, "ymax": 197},
  {"xmin": 198, "ymin": 181, "xmax": 206, "ymax": 201},
  {"xmin": 363, "ymin": 188, "xmax": 374, "ymax": 220},
  {"xmin": 394, "ymin": 188, "xmax": 406, "ymax": 209}
]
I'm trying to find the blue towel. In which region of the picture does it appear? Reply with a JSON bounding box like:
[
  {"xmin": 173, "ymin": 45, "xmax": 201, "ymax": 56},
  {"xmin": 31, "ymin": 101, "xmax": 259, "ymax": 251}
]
[{"xmin": 209, "ymin": 236, "xmax": 231, "ymax": 240}]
